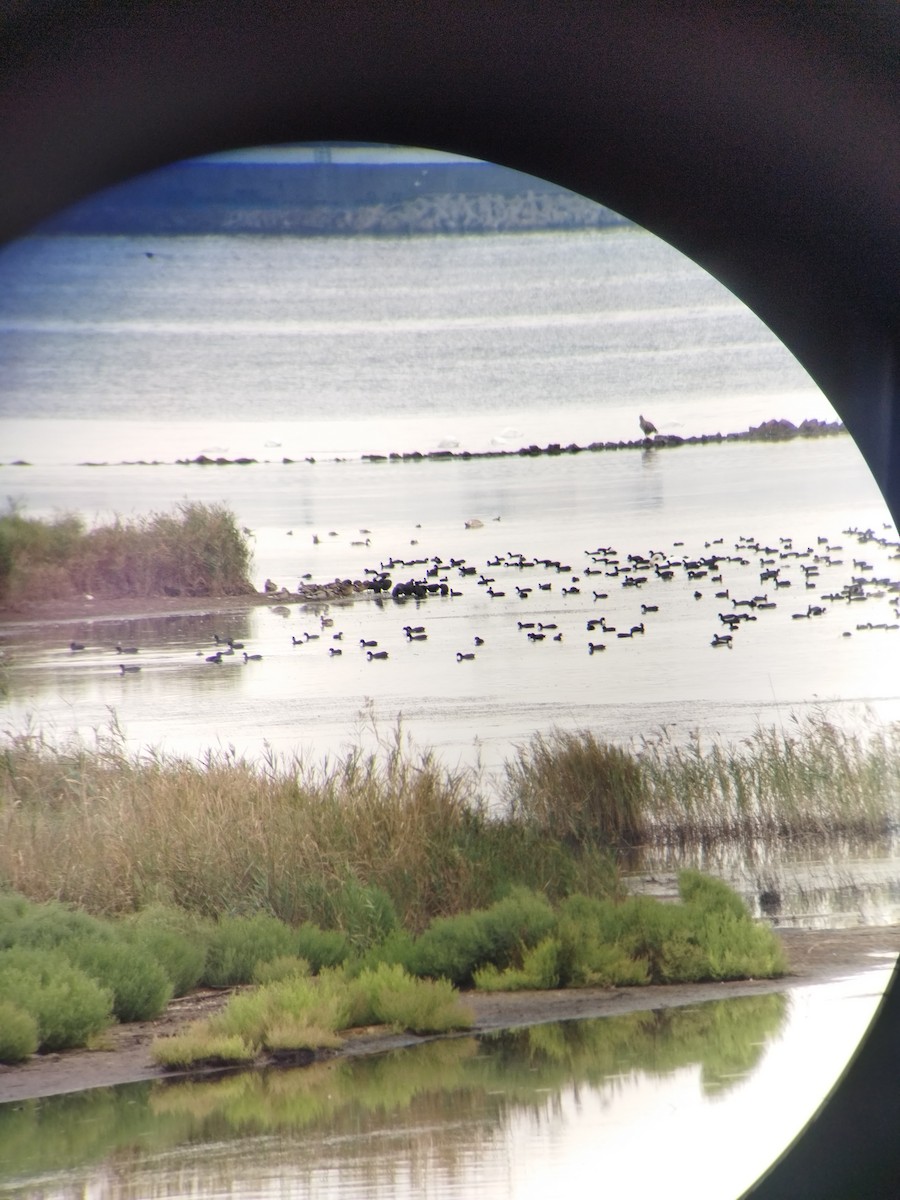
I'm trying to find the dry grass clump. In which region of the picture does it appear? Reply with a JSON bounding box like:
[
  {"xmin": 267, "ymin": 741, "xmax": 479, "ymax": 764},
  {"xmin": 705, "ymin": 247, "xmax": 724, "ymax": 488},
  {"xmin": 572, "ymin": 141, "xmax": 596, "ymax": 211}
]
[
  {"xmin": 0, "ymin": 499, "xmax": 254, "ymax": 603},
  {"xmin": 2, "ymin": 714, "xmax": 897, "ymax": 936},
  {"xmin": 503, "ymin": 729, "xmax": 649, "ymax": 848},
  {"xmin": 0, "ymin": 723, "xmax": 592, "ymax": 931}
]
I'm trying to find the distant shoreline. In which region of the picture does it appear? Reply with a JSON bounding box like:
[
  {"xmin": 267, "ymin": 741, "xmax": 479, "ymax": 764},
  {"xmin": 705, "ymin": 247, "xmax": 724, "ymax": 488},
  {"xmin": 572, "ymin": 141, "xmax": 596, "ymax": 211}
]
[{"xmin": 2, "ymin": 418, "xmax": 845, "ymax": 470}]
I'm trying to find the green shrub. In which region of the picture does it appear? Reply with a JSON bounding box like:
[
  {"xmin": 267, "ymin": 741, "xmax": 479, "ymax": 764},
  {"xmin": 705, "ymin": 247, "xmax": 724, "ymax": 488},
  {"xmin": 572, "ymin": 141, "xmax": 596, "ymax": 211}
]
[
  {"xmin": 0, "ymin": 1000, "xmax": 39, "ymax": 1063},
  {"xmin": 478, "ymin": 888, "xmax": 557, "ymax": 964},
  {"xmin": 677, "ymin": 870, "xmax": 750, "ymax": 920},
  {"xmin": 409, "ymin": 889, "xmax": 556, "ymax": 987},
  {"xmin": 408, "ymin": 912, "xmax": 490, "ymax": 986},
  {"xmin": 295, "ymin": 923, "xmax": 351, "ymax": 972},
  {"xmin": 0, "ymin": 947, "xmax": 112, "ymax": 1051},
  {"xmin": 262, "ymin": 1018, "xmax": 345, "ymax": 1053},
  {"xmin": 202, "ymin": 913, "xmax": 298, "ymax": 987},
  {"xmin": 350, "ymin": 929, "xmax": 418, "ymax": 976},
  {"xmin": 252, "ymin": 955, "xmax": 311, "ymax": 985},
  {"xmin": 0, "ymin": 898, "xmax": 111, "ymax": 952},
  {"xmin": 66, "ymin": 938, "xmax": 174, "ymax": 1022},
  {"xmin": 350, "ymin": 963, "xmax": 473, "ymax": 1033},
  {"xmin": 120, "ymin": 905, "xmax": 210, "ymax": 996},
  {"xmin": 209, "ymin": 971, "xmax": 354, "ymax": 1048},
  {"xmin": 475, "ymin": 937, "xmax": 563, "ymax": 992}
]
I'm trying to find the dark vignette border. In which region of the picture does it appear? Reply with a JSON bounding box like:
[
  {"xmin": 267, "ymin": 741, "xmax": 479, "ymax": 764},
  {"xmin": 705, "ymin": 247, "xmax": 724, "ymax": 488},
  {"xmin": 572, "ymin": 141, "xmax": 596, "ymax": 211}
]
[{"xmin": 1, "ymin": 4, "xmax": 898, "ymax": 1196}]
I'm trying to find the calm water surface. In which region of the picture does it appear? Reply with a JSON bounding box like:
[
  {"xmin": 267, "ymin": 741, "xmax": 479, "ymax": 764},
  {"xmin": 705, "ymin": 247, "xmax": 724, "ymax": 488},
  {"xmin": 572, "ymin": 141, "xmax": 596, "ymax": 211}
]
[
  {"xmin": 2, "ymin": 438, "xmax": 898, "ymax": 783},
  {"xmin": 0, "ymin": 967, "xmax": 893, "ymax": 1200}
]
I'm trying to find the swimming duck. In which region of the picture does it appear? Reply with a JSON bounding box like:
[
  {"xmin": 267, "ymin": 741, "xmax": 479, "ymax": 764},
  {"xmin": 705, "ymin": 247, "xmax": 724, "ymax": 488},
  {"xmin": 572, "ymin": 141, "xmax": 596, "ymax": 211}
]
[
  {"xmin": 457, "ymin": 651, "xmax": 475, "ymax": 661},
  {"xmin": 367, "ymin": 650, "xmax": 389, "ymax": 660},
  {"xmin": 116, "ymin": 643, "xmax": 139, "ymax": 654},
  {"xmin": 119, "ymin": 663, "xmax": 141, "ymax": 672},
  {"xmin": 243, "ymin": 652, "xmax": 262, "ymax": 661}
]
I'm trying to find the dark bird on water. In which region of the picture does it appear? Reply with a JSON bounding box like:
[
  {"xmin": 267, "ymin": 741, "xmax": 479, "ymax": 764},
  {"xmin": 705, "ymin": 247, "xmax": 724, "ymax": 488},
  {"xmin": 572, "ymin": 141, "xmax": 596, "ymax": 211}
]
[
  {"xmin": 116, "ymin": 643, "xmax": 138, "ymax": 654},
  {"xmin": 639, "ymin": 415, "xmax": 657, "ymax": 437}
]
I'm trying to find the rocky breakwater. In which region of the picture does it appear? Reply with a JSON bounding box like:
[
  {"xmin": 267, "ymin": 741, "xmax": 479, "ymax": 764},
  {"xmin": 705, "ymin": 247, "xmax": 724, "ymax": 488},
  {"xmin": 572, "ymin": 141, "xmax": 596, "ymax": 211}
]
[{"xmin": 361, "ymin": 418, "xmax": 845, "ymax": 464}]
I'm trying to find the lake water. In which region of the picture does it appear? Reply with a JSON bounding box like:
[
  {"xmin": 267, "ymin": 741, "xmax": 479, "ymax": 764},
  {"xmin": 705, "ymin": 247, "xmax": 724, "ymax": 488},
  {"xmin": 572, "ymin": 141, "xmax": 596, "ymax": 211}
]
[
  {"xmin": 1, "ymin": 218, "xmax": 899, "ymax": 1196},
  {"xmin": 0, "ymin": 965, "xmax": 894, "ymax": 1200}
]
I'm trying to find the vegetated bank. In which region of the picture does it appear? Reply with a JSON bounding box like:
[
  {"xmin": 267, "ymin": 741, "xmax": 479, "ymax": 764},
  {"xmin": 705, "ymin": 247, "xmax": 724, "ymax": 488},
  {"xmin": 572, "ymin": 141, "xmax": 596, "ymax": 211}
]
[
  {"xmin": 0, "ymin": 873, "xmax": 785, "ymax": 1070},
  {"xmin": 0, "ymin": 500, "xmax": 256, "ymax": 609},
  {"xmin": 2, "ymin": 716, "xmax": 898, "ymax": 1069}
]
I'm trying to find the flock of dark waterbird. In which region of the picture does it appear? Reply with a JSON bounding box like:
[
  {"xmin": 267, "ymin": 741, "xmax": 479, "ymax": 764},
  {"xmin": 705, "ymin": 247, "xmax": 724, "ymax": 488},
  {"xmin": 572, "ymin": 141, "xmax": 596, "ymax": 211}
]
[{"xmin": 64, "ymin": 519, "xmax": 900, "ymax": 675}]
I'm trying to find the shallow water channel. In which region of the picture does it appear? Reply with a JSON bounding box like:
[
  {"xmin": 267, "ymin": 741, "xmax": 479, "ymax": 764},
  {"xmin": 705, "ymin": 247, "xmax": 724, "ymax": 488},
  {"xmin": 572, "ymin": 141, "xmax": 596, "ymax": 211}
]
[{"xmin": 0, "ymin": 965, "xmax": 892, "ymax": 1200}]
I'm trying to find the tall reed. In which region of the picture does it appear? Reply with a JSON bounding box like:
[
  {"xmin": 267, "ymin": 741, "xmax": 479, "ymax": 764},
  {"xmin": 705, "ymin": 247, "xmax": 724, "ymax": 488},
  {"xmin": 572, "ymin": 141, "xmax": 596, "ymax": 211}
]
[
  {"xmin": 0, "ymin": 723, "xmax": 596, "ymax": 931},
  {"xmin": 638, "ymin": 714, "xmax": 900, "ymax": 847},
  {"xmin": 2, "ymin": 714, "xmax": 896, "ymax": 928}
]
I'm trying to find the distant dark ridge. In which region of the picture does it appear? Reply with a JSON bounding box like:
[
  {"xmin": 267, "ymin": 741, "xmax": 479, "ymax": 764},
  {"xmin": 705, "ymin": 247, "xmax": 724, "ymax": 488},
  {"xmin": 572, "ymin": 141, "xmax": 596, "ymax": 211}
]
[{"xmin": 37, "ymin": 159, "xmax": 631, "ymax": 237}]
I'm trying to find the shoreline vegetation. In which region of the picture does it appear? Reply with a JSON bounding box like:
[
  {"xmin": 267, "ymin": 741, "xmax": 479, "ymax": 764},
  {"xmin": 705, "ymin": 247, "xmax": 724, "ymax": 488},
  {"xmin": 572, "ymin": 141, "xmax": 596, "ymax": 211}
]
[
  {"xmin": 1, "ymin": 502, "xmax": 897, "ymax": 1093},
  {"xmin": 1, "ymin": 417, "xmax": 846, "ymax": 469},
  {"xmin": 1, "ymin": 714, "xmax": 898, "ymax": 1072},
  {"xmin": 0, "ymin": 500, "xmax": 256, "ymax": 608}
]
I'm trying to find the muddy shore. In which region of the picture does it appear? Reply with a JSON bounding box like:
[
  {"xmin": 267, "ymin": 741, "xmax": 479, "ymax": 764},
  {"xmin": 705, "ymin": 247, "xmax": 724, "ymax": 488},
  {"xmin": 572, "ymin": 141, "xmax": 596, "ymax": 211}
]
[{"xmin": 1, "ymin": 926, "xmax": 897, "ymax": 1104}]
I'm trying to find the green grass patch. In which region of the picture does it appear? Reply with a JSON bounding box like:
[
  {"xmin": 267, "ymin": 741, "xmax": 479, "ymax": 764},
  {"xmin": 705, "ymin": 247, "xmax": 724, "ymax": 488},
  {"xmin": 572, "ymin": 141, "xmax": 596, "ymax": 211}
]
[{"xmin": 151, "ymin": 1024, "xmax": 258, "ymax": 1069}]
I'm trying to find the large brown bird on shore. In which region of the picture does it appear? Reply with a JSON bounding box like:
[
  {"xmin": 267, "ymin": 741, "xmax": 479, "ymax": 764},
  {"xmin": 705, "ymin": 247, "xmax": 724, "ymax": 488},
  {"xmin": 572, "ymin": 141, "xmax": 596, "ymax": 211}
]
[{"xmin": 639, "ymin": 414, "xmax": 658, "ymax": 437}]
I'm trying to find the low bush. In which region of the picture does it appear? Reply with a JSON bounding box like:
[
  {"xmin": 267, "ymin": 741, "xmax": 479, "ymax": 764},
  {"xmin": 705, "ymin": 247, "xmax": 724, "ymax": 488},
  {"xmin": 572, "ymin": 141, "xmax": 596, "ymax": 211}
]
[
  {"xmin": 350, "ymin": 962, "xmax": 474, "ymax": 1033},
  {"xmin": 208, "ymin": 971, "xmax": 354, "ymax": 1048},
  {"xmin": 0, "ymin": 1000, "xmax": 39, "ymax": 1063},
  {"xmin": 677, "ymin": 869, "xmax": 750, "ymax": 920},
  {"xmin": 409, "ymin": 889, "xmax": 556, "ymax": 987},
  {"xmin": 475, "ymin": 937, "xmax": 563, "ymax": 992},
  {"xmin": 0, "ymin": 947, "xmax": 113, "ymax": 1052},
  {"xmin": 66, "ymin": 939, "xmax": 173, "ymax": 1022},
  {"xmin": 0, "ymin": 500, "xmax": 255, "ymax": 604},
  {"xmin": 295, "ymin": 923, "xmax": 352, "ymax": 971},
  {"xmin": 252, "ymin": 955, "xmax": 311, "ymax": 985},
  {"xmin": 0, "ymin": 898, "xmax": 112, "ymax": 952},
  {"xmin": 202, "ymin": 913, "xmax": 299, "ymax": 987},
  {"xmin": 262, "ymin": 1019, "xmax": 345, "ymax": 1053},
  {"xmin": 120, "ymin": 911, "xmax": 208, "ymax": 997}
]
